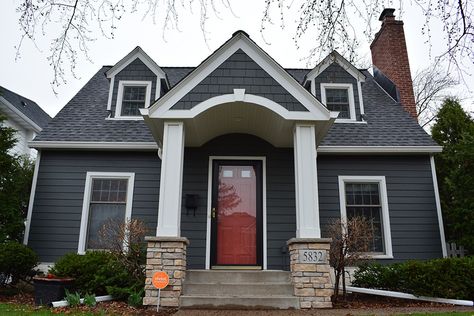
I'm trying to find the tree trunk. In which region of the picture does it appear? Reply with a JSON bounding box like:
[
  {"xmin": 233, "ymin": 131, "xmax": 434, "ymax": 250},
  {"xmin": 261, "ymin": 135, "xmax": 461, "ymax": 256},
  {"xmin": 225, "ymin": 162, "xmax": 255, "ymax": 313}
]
[
  {"xmin": 333, "ymin": 268, "xmax": 340, "ymax": 302},
  {"xmin": 342, "ymin": 266, "xmax": 346, "ymax": 300}
]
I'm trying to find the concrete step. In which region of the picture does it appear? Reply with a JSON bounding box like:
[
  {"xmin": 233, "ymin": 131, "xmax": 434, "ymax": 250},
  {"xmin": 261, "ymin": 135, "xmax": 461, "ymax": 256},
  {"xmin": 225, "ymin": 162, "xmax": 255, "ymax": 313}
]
[
  {"xmin": 185, "ymin": 270, "xmax": 291, "ymax": 284},
  {"xmin": 183, "ymin": 282, "xmax": 294, "ymax": 296},
  {"xmin": 179, "ymin": 295, "xmax": 299, "ymax": 309}
]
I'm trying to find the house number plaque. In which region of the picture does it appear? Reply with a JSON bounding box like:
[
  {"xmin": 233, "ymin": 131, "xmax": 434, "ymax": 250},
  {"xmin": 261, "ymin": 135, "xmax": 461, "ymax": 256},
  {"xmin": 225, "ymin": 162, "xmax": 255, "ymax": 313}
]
[{"xmin": 298, "ymin": 249, "xmax": 327, "ymax": 264}]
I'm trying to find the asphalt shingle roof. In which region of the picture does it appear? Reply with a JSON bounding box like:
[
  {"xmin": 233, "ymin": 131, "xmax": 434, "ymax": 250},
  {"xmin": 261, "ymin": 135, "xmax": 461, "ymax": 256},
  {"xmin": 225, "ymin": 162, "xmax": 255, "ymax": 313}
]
[
  {"xmin": 34, "ymin": 66, "xmax": 438, "ymax": 147},
  {"xmin": 0, "ymin": 86, "xmax": 51, "ymax": 129}
]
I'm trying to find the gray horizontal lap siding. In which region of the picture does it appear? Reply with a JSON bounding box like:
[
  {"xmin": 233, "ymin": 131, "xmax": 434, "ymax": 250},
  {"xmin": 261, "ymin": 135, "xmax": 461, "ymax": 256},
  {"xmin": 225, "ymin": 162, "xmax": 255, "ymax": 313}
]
[
  {"xmin": 28, "ymin": 151, "xmax": 161, "ymax": 262},
  {"xmin": 180, "ymin": 134, "xmax": 296, "ymax": 270},
  {"xmin": 111, "ymin": 58, "xmax": 158, "ymax": 117},
  {"xmin": 171, "ymin": 49, "xmax": 308, "ymax": 112},
  {"xmin": 314, "ymin": 63, "xmax": 362, "ymax": 121},
  {"xmin": 318, "ymin": 155, "xmax": 443, "ymax": 261}
]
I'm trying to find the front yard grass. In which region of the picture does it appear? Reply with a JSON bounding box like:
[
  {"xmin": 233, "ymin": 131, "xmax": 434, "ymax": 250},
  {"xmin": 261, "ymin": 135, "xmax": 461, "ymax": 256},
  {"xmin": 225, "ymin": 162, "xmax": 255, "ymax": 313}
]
[{"xmin": 0, "ymin": 303, "xmax": 103, "ymax": 315}]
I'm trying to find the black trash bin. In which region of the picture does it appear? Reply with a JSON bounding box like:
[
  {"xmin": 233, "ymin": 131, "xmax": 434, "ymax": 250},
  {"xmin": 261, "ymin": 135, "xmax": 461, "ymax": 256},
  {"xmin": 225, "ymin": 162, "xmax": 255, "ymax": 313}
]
[{"xmin": 33, "ymin": 277, "xmax": 75, "ymax": 306}]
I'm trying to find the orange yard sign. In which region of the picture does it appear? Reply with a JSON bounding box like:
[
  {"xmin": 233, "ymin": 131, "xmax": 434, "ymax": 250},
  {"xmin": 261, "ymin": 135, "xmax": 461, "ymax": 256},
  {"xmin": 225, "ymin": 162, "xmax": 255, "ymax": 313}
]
[{"xmin": 152, "ymin": 271, "xmax": 169, "ymax": 289}]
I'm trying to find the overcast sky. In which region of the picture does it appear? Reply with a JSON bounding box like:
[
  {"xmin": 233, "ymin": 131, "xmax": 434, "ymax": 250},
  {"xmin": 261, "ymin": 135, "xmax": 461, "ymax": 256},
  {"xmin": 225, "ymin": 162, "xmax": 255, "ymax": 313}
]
[{"xmin": 0, "ymin": 0, "xmax": 472, "ymax": 117}]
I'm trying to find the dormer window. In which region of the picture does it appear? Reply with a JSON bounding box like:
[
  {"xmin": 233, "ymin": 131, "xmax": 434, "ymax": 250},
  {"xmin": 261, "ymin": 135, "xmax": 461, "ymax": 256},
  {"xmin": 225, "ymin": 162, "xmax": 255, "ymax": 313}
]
[
  {"xmin": 115, "ymin": 81, "xmax": 152, "ymax": 118},
  {"xmin": 320, "ymin": 83, "xmax": 356, "ymax": 121}
]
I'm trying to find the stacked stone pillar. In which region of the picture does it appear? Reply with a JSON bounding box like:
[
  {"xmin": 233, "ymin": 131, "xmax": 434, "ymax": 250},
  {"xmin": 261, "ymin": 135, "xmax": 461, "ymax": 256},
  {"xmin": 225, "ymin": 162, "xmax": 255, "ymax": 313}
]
[
  {"xmin": 143, "ymin": 236, "xmax": 188, "ymax": 308},
  {"xmin": 287, "ymin": 238, "xmax": 333, "ymax": 309}
]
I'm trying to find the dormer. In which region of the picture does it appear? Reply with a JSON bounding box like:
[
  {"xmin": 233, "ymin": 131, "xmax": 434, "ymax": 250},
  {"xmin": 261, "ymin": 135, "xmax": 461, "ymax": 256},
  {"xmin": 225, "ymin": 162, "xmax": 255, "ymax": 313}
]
[
  {"xmin": 106, "ymin": 47, "xmax": 168, "ymax": 120},
  {"xmin": 304, "ymin": 51, "xmax": 366, "ymax": 123}
]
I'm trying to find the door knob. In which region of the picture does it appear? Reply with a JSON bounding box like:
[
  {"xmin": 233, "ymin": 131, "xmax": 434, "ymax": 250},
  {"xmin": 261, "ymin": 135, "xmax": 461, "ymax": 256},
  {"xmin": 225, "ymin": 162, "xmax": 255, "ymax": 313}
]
[{"xmin": 211, "ymin": 207, "xmax": 216, "ymax": 218}]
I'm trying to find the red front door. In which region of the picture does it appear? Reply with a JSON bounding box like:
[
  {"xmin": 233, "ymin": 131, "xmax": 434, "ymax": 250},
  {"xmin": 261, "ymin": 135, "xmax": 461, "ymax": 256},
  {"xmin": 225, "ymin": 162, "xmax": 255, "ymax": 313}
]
[{"xmin": 211, "ymin": 160, "xmax": 262, "ymax": 267}]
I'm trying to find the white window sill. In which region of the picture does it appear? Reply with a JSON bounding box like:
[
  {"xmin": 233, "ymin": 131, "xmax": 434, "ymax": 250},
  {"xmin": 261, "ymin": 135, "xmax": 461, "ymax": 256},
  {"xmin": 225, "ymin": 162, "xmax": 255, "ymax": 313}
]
[
  {"xmin": 334, "ymin": 119, "xmax": 367, "ymax": 124},
  {"xmin": 362, "ymin": 254, "xmax": 394, "ymax": 259},
  {"xmin": 106, "ymin": 117, "xmax": 144, "ymax": 121}
]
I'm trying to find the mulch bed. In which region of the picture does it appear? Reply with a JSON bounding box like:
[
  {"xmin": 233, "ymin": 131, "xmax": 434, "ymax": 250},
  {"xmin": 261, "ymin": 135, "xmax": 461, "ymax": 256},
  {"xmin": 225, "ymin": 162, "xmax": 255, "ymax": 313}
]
[
  {"xmin": 332, "ymin": 293, "xmax": 457, "ymax": 309},
  {"xmin": 0, "ymin": 291, "xmax": 177, "ymax": 315},
  {"xmin": 0, "ymin": 290, "xmax": 471, "ymax": 315}
]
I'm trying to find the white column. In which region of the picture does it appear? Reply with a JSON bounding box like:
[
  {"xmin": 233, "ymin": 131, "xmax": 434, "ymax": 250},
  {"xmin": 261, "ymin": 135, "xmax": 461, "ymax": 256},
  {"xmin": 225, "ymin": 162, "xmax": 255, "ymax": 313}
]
[
  {"xmin": 156, "ymin": 121, "xmax": 185, "ymax": 237},
  {"xmin": 293, "ymin": 124, "xmax": 321, "ymax": 238}
]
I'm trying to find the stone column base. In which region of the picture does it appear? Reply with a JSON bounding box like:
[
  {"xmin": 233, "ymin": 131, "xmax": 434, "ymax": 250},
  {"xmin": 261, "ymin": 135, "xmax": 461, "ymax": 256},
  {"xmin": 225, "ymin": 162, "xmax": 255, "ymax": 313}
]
[
  {"xmin": 143, "ymin": 236, "xmax": 189, "ymax": 308},
  {"xmin": 287, "ymin": 238, "xmax": 333, "ymax": 309}
]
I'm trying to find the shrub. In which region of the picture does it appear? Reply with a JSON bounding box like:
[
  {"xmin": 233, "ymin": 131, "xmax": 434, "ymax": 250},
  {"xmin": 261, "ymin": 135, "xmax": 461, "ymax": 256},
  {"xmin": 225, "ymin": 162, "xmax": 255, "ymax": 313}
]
[
  {"xmin": 352, "ymin": 257, "xmax": 474, "ymax": 300},
  {"xmin": 50, "ymin": 251, "xmax": 143, "ymax": 300},
  {"xmin": 0, "ymin": 241, "xmax": 38, "ymax": 286}
]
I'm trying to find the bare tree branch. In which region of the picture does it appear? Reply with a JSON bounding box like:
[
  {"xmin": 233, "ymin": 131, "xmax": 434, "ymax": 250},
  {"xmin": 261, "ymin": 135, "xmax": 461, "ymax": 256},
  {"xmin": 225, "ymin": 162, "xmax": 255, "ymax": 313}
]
[{"xmin": 414, "ymin": 64, "xmax": 458, "ymax": 128}]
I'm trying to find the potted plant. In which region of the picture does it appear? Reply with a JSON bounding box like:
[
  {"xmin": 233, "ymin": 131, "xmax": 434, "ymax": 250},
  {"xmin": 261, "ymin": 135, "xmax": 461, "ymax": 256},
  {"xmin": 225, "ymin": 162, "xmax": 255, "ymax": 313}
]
[{"xmin": 33, "ymin": 273, "xmax": 75, "ymax": 306}]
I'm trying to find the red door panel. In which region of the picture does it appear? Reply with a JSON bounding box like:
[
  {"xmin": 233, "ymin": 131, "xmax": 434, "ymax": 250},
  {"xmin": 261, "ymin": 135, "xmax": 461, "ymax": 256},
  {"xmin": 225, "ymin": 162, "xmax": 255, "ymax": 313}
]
[{"xmin": 216, "ymin": 165, "xmax": 257, "ymax": 265}]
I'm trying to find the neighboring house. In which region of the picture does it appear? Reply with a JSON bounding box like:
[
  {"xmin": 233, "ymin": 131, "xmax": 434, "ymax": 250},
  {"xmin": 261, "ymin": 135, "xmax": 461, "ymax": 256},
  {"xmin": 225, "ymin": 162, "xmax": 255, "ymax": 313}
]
[
  {"xmin": 0, "ymin": 86, "xmax": 51, "ymax": 157},
  {"xmin": 25, "ymin": 9, "xmax": 446, "ymax": 309}
]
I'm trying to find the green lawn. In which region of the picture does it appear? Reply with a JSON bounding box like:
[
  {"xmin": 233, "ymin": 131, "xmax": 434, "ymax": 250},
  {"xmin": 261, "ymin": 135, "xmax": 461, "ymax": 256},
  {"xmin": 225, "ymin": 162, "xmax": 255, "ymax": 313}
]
[
  {"xmin": 396, "ymin": 313, "xmax": 474, "ymax": 316},
  {"xmin": 0, "ymin": 303, "xmax": 105, "ymax": 315}
]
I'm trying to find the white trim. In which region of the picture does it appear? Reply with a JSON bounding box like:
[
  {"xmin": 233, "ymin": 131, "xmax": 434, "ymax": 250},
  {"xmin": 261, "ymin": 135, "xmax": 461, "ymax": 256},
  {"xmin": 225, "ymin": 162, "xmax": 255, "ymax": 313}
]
[
  {"xmin": 430, "ymin": 155, "xmax": 447, "ymax": 258},
  {"xmin": 357, "ymin": 81, "xmax": 365, "ymax": 117},
  {"xmin": 318, "ymin": 146, "xmax": 443, "ymax": 154},
  {"xmin": 338, "ymin": 175, "xmax": 393, "ymax": 259},
  {"xmin": 146, "ymin": 32, "xmax": 331, "ymax": 121},
  {"xmin": 156, "ymin": 121, "xmax": 185, "ymax": 237},
  {"xmin": 78, "ymin": 172, "xmax": 135, "ymax": 254},
  {"xmin": 106, "ymin": 46, "xmax": 167, "ymax": 80},
  {"xmin": 106, "ymin": 75, "xmax": 115, "ymax": 111},
  {"xmin": 152, "ymin": 91, "xmax": 322, "ymax": 121},
  {"xmin": 115, "ymin": 80, "xmax": 152, "ymax": 119},
  {"xmin": 345, "ymin": 286, "xmax": 474, "ymax": 307},
  {"xmin": 294, "ymin": 124, "xmax": 321, "ymax": 238},
  {"xmin": 23, "ymin": 151, "xmax": 41, "ymax": 245},
  {"xmin": 205, "ymin": 156, "xmax": 267, "ymax": 270},
  {"xmin": 0, "ymin": 96, "xmax": 43, "ymax": 133},
  {"xmin": 305, "ymin": 51, "xmax": 366, "ymax": 83},
  {"xmin": 320, "ymin": 83, "xmax": 356, "ymax": 122},
  {"xmin": 29, "ymin": 141, "xmax": 159, "ymax": 150}
]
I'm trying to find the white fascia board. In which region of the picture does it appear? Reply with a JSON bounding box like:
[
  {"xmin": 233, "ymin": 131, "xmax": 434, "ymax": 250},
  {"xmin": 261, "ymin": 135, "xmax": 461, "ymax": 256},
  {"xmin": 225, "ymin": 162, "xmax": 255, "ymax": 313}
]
[
  {"xmin": 29, "ymin": 141, "xmax": 159, "ymax": 150},
  {"xmin": 0, "ymin": 97, "xmax": 42, "ymax": 133},
  {"xmin": 305, "ymin": 50, "xmax": 366, "ymax": 83},
  {"xmin": 156, "ymin": 92, "xmax": 322, "ymax": 121},
  {"xmin": 148, "ymin": 33, "xmax": 331, "ymax": 121},
  {"xmin": 318, "ymin": 146, "xmax": 443, "ymax": 154}
]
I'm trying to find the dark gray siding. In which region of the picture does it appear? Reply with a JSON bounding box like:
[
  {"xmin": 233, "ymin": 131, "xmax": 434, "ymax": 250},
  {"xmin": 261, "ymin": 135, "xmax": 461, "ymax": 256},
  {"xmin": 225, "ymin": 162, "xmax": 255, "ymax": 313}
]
[
  {"xmin": 29, "ymin": 151, "xmax": 161, "ymax": 262},
  {"xmin": 318, "ymin": 155, "xmax": 443, "ymax": 261},
  {"xmin": 171, "ymin": 49, "xmax": 308, "ymax": 112},
  {"xmin": 313, "ymin": 63, "xmax": 362, "ymax": 120},
  {"xmin": 111, "ymin": 58, "xmax": 158, "ymax": 116},
  {"xmin": 181, "ymin": 134, "xmax": 296, "ymax": 270}
]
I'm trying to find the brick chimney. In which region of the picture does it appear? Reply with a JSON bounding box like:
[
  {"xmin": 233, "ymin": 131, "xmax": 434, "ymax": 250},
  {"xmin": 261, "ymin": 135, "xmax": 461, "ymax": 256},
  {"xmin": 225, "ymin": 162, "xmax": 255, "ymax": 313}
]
[{"xmin": 370, "ymin": 8, "xmax": 417, "ymax": 119}]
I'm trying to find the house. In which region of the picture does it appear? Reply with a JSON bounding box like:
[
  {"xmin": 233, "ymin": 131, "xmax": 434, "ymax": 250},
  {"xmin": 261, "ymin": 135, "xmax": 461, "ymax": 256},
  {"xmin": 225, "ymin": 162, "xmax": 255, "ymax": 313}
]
[
  {"xmin": 0, "ymin": 86, "xmax": 51, "ymax": 157},
  {"xmin": 24, "ymin": 9, "xmax": 446, "ymax": 309}
]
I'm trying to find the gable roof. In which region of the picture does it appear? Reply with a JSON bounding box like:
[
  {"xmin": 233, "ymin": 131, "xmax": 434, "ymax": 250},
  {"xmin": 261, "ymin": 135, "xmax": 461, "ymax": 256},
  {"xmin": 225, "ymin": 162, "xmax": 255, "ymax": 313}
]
[
  {"xmin": 106, "ymin": 46, "xmax": 168, "ymax": 87},
  {"xmin": 305, "ymin": 50, "xmax": 366, "ymax": 83},
  {"xmin": 145, "ymin": 31, "xmax": 331, "ymax": 121},
  {"xmin": 0, "ymin": 86, "xmax": 51, "ymax": 131}
]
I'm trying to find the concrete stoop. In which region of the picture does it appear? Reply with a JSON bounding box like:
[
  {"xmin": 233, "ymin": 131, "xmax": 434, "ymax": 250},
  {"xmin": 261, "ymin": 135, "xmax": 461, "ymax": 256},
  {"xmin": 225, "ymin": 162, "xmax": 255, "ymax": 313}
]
[{"xmin": 180, "ymin": 270, "xmax": 299, "ymax": 309}]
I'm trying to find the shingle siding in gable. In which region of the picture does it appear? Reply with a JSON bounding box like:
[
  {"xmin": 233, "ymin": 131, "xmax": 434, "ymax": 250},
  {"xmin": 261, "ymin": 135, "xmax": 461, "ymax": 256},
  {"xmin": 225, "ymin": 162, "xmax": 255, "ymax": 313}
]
[
  {"xmin": 313, "ymin": 63, "xmax": 362, "ymax": 120},
  {"xmin": 171, "ymin": 49, "xmax": 308, "ymax": 112},
  {"xmin": 28, "ymin": 150, "xmax": 161, "ymax": 262},
  {"xmin": 111, "ymin": 58, "xmax": 158, "ymax": 116}
]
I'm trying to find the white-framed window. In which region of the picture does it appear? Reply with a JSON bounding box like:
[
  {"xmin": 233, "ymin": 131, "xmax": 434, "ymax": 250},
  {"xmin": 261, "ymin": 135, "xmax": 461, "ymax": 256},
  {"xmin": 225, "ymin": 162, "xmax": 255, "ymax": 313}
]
[
  {"xmin": 338, "ymin": 175, "xmax": 393, "ymax": 259},
  {"xmin": 320, "ymin": 83, "xmax": 356, "ymax": 122},
  {"xmin": 115, "ymin": 80, "xmax": 152, "ymax": 119},
  {"xmin": 78, "ymin": 172, "xmax": 135, "ymax": 254}
]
